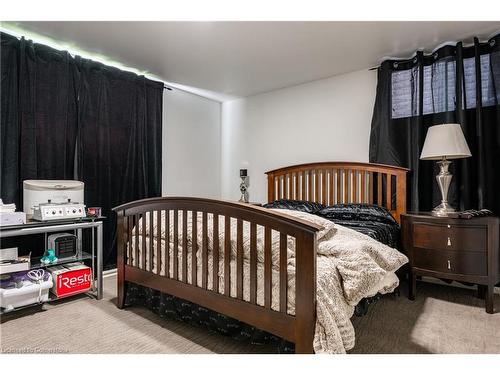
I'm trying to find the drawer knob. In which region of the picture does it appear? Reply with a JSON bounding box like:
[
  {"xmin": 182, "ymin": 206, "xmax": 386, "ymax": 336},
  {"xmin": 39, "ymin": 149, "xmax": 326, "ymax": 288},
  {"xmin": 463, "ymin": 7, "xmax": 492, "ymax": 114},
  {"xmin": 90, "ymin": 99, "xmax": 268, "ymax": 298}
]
[
  {"xmin": 447, "ymin": 260, "xmax": 451, "ymax": 270},
  {"xmin": 447, "ymin": 237, "xmax": 452, "ymax": 246}
]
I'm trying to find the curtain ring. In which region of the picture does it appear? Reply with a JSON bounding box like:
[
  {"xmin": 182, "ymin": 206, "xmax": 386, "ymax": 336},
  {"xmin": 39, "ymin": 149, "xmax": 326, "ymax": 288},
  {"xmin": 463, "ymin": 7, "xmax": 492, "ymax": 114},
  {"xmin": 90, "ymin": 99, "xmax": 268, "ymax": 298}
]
[
  {"xmin": 413, "ymin": 57, "xmax": 418, "ymax": 64},
  {"xmin": 393, "ymin": 62, "xmax": 399, "ymax": 68},
  {"xmin": 490, "ymin": 39, "xmax": 496, "ymax": 47},
  {"xmin": 433, "ymin": 52, "xmax": 438, "ymax": 60}
]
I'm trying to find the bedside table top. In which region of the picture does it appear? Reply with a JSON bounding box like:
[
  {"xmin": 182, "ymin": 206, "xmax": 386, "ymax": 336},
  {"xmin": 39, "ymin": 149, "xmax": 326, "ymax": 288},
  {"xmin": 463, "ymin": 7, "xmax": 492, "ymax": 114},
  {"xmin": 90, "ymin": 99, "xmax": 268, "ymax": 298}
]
[
  {"xmin": 403, "ymin": 211, "xmax": 498, "ymax": 222},
  {"xmin": 403, "ymin": 211, "xmax": 435, "ymax": 217}
]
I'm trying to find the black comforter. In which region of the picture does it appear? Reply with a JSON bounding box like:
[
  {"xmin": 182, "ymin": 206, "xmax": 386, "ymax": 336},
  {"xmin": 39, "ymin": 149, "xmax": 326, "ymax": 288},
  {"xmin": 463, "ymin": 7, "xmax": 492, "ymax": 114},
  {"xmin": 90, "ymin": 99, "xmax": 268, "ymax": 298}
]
[{"xmin": 264, "ymin": 200, "xmax": 400, "ymax": 248}]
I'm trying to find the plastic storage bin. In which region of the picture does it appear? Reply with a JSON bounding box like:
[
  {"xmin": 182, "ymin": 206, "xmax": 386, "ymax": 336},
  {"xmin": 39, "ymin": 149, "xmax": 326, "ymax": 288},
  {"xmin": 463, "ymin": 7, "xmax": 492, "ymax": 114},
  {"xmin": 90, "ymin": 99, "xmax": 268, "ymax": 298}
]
[{"xmin": 0, "ymin": 270, "xmax": 53, "ymax": 312}]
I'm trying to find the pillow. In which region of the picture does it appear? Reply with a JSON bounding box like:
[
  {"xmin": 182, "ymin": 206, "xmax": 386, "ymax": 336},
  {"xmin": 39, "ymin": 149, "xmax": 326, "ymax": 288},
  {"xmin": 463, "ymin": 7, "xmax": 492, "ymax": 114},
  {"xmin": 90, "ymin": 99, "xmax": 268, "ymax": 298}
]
[
  {"xmin": 263, "ymin": 199, "xmax": 326, "ymax": 214},
  {"xmin": 317, "ymin": 204, "xmax": 398, "ymax": 226}
]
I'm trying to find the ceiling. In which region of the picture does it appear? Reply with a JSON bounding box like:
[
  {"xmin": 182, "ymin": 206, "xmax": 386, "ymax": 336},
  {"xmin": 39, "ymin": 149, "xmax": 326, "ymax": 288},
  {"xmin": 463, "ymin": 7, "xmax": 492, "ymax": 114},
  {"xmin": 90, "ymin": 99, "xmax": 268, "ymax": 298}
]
[{"xmin": 5, "ymin": 21, "xmax": 500, "ymax": 101}]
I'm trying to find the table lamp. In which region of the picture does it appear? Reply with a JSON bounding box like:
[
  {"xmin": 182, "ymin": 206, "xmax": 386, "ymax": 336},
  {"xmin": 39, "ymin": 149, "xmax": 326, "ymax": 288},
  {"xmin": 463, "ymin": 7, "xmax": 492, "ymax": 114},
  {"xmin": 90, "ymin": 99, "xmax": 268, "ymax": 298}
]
[
  {"xmin": 239, "ymin": 169, "xmax": 249, "ymax": 203},
  {"xmin": 420, "ymin": 123, "xmax": 471, "ymax": 216}
]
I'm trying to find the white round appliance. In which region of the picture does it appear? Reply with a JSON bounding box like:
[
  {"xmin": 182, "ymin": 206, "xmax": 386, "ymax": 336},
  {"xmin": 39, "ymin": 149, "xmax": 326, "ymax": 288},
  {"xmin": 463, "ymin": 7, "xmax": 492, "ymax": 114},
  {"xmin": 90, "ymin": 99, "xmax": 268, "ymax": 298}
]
[{"xmin": 23, "ymin": 180, "xmax": 84, "ymax": 214}]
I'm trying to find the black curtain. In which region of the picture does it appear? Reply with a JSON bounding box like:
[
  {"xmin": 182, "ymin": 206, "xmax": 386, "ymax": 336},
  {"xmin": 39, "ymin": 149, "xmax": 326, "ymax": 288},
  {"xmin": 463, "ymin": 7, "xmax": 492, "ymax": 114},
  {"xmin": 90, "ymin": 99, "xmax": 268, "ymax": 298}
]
[
  {"xmin": 370, "ymin": 33, "xmax": 500, "ymax": 214},
  {"xmin": 1, "ymin": 33, "xmax": 79, "ymax": 205},
  {"xmin": 0, "ymin": 32, "xmax": 163, "ymax": 267},
  {"xmin": 76, "ymin": 57, "xmax": 163, "ymax": 267}
]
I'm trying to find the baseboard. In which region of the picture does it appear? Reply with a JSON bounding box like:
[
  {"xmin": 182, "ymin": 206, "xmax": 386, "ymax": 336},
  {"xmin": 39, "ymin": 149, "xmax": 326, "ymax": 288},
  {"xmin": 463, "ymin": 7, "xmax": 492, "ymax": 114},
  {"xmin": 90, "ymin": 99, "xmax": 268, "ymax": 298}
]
[
  {"xmin": 420, "ymin": 276, "xmax": 500, "ymax": 295},
  {"xmin": 103, "ymin": 268, "xmax": 117, "ymax": 278}
]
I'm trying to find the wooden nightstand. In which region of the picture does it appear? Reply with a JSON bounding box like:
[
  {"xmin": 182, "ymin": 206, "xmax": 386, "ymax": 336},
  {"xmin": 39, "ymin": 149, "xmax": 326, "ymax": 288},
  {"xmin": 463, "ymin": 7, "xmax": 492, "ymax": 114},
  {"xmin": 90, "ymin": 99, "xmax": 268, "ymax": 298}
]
[{"xmin": 401, "ymin": 212, "xmax": 499, "ymax": 314}]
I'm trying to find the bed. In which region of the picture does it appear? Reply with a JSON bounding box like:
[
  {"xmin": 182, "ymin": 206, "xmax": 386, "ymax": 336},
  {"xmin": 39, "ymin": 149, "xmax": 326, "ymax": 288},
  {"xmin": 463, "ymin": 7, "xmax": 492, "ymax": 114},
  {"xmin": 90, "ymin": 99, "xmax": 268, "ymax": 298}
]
[{"xmin": 113, "ymin": 162, "xmax": 410, "ymax": 353}]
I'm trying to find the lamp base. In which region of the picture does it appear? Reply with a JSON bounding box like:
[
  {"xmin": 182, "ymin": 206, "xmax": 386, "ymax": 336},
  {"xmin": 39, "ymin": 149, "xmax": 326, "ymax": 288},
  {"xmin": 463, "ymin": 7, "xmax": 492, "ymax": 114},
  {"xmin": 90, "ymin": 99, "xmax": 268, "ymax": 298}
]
[
  {"xmin": 432, "ymin": 158, "xmax": 455, "ymax": 217},
  {"xmin": 432, "ymin": 201, "xmax": 456, "ymax": 217}
]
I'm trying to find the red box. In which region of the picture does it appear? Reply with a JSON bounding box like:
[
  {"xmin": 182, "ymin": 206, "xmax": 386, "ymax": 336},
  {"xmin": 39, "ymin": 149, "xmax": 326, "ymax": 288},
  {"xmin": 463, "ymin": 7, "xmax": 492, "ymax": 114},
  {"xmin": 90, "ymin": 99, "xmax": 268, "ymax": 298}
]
[{"xmin": 48, "ymin": 263, "xmax": 92, "ymax": 298}]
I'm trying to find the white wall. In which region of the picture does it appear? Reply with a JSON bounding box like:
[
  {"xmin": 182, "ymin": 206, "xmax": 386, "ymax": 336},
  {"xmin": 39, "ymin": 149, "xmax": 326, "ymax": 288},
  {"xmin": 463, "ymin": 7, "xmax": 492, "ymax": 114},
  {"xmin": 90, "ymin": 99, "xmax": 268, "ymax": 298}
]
[
  {"xmin": 162, "ymin": 89, "xmax": 221, "ymax": 198},
  {"xmin": 221, "ymin": 69, "xmax": 377, "ymax": 202}
]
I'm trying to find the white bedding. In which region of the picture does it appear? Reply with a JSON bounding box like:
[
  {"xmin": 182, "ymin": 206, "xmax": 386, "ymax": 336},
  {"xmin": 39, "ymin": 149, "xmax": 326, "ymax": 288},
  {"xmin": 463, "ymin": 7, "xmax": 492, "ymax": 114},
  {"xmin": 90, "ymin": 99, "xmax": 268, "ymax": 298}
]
[{"xmin": 130, "ymin": 208, "xmax": 408, "ymax": 353}]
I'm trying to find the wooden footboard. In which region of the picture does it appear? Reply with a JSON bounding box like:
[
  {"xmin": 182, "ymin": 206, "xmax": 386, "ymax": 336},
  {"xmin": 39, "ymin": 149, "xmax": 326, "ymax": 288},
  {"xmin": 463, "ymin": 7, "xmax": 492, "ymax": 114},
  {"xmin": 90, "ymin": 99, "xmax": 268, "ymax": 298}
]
[{"xmin": 113, "ymin": 197, "xmax": 322, "ymax": 353}]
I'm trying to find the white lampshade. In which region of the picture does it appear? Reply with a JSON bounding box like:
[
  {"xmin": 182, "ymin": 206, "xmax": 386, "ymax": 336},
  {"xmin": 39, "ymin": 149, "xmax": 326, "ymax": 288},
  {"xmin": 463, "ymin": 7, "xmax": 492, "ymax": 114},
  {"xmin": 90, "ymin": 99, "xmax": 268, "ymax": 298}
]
[{"xmin": 420, "ymin": 123, "xmax": 472, "ymax": 160}]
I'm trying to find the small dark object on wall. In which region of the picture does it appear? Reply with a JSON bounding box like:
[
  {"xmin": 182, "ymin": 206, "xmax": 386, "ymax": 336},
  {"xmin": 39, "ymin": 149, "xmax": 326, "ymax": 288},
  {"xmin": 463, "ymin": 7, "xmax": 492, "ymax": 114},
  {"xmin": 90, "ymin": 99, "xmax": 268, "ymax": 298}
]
[{"xmin": 240, "ymin": 169, "xmax": 247, "ymax": 177}]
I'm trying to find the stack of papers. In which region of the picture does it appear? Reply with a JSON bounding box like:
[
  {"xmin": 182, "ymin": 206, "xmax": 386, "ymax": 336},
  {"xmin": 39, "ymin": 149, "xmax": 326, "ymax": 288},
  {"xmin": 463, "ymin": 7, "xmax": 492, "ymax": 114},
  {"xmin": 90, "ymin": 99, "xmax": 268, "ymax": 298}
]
[{"xmin": 0, "ymin": 199, "xmax": 16, "ymax": 213}]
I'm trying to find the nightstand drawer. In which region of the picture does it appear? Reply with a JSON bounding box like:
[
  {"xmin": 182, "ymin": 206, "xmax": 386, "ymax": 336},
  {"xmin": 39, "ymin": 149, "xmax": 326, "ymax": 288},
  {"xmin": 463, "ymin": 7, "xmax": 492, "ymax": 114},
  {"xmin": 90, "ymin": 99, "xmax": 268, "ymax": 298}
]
[
  {"xmin": 413, "ymin": 223, "xmax": 487, "ymax": 252},
  {"xmin": 413, "ymin": 248, "xmax": 487, "ymax": 276}
]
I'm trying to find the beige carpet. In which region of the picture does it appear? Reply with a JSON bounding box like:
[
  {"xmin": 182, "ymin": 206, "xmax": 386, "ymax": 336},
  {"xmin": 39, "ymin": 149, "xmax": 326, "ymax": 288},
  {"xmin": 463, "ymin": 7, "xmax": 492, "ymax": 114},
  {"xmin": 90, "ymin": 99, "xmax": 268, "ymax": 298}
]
[
  {"xmin": 351, "ymin": 281, "xmax": 500, "ymax": 354},
  {"xmin": 1, "ymin": 274, "xmax": 499, "ymax": 354}
]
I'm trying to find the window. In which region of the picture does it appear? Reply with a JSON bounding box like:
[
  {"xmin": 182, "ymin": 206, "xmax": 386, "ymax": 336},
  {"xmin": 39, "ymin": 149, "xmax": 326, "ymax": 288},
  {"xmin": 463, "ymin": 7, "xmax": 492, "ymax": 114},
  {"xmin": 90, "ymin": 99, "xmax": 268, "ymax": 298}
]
[
  {"xmin": 391, "ymin": 68, "xmax": 419, "ymax": 118},
  {"xmin": 391, "ymin": 52, "xmax": 499, "ymax": 119}
]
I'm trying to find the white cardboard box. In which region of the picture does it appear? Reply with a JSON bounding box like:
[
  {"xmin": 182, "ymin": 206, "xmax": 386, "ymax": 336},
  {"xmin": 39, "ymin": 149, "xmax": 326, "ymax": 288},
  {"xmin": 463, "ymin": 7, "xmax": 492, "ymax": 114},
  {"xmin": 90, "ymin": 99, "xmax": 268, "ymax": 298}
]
[
  {"xmin": 0, "ymin": 247, "xmax": 18, "ymax": 261},
  {"xmin": 0, "ymin": 212, "xmax": 26, "ymax": 226},
  {"xmin": 0, "ymin": 248, "xmax": 30, "ymax": 275},
  {"xmin": 0, "ymin": 260, "xmax": 30, "ymax": 275}
]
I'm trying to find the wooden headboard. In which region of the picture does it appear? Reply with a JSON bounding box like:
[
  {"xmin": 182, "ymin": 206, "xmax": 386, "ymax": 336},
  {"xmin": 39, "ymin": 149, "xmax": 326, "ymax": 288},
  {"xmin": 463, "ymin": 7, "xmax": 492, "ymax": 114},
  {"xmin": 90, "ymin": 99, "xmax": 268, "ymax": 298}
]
[{"xmin": 266, "ymin": 162, "xmax": 410, "ymax": 223}]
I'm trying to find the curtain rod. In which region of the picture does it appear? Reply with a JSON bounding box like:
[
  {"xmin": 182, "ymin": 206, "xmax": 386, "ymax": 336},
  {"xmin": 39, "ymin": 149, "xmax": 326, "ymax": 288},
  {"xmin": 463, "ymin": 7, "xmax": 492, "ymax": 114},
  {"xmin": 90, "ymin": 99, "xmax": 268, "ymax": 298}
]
[{"xmin": 368, "ymin": 31, "xmax": 500, "ymax": 72}]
